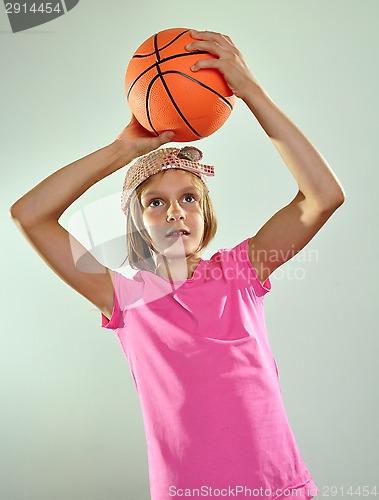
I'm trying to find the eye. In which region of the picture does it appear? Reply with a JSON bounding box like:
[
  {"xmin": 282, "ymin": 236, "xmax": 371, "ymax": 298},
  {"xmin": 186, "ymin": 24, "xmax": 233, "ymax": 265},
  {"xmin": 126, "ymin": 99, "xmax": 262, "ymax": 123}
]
[
  {"xmin": 148, "ymin": 194, "xmax": 196, "ymax": 207},
  {"xmin": 149, "ymin": 199, "xmax": 163, "ymax": 207},
  {"xmin": 183, "ymin": 194, "xmax": 196, "ymax": 202}
]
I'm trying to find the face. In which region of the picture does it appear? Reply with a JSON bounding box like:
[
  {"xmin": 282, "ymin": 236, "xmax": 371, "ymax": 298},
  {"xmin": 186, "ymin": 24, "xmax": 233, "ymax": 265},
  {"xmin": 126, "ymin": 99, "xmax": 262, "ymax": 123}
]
[{"xmin": 140, "ymin": 169, "xmax": 205, "ymax": 260}]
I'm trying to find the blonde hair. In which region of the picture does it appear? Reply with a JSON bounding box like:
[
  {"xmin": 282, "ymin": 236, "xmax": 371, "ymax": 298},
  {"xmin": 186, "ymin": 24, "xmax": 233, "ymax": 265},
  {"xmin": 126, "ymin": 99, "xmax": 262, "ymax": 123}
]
[{"xmin": 124, "ymin": 170, "xmax": 218, "ymax": 273}]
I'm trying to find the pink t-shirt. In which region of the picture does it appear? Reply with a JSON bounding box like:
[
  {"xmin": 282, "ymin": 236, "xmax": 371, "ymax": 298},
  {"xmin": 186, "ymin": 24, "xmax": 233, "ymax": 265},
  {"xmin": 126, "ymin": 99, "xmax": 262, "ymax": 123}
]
[{"xmin": 101, "ymin": 237, "xmax": 319, "ymax": 500}]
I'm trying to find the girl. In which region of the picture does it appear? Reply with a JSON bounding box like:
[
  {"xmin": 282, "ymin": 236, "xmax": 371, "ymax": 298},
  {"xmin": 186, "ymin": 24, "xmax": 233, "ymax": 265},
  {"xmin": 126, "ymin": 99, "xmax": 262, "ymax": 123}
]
[{"xmin": 10, "ymin": 30, "xmax": 345, "ymax": 499}]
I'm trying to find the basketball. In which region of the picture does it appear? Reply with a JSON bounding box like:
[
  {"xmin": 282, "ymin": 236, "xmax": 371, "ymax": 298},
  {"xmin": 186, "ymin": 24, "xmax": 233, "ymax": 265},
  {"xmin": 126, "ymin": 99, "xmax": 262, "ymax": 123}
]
[{"xmin": 125, "ymin": 27, "xmax": 236, "ymax": 142}]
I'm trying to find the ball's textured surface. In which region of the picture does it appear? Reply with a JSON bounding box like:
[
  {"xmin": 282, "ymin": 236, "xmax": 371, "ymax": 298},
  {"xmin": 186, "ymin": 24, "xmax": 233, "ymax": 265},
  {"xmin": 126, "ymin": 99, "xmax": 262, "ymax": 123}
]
[{"xmin": 125, "ymin": 28, "xmax": 236, "ymax": 142}]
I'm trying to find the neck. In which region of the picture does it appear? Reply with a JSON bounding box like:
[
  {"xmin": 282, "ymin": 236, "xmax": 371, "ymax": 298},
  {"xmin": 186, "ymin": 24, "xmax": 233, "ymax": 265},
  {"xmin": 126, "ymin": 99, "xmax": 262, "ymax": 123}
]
[{"xmin": 155, "ymin": 253, "xmax": 202, "ymax": 281}]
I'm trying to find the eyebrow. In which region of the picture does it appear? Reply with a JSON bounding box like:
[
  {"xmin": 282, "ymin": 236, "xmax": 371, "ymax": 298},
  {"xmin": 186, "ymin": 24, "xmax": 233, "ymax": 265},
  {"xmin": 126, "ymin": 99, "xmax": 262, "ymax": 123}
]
[{"xmin": 142, "ymin": 186, "xmax": 200, "ymax": 199}]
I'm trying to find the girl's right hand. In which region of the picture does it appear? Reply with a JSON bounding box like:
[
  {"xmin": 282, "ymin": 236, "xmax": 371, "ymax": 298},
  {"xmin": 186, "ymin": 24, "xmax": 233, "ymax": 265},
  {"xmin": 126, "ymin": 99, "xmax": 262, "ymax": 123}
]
[{"xmin": 115, "ymin": 114, "xmax": 175, "ymax": 160}]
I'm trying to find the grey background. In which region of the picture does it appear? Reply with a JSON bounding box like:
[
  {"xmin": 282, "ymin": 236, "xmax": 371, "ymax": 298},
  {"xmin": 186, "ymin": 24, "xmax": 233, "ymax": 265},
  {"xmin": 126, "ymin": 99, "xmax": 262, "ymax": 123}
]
[{"xmin": 1, "ymin": 1, "xmax": 378, "ymax": 499}]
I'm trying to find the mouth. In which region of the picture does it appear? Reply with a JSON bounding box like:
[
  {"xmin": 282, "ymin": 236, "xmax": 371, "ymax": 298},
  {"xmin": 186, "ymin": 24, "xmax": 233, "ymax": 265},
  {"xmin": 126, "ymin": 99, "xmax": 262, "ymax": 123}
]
[{"xmin": 166, "ymin": 229, "xmax": 191, "ymax": 238}]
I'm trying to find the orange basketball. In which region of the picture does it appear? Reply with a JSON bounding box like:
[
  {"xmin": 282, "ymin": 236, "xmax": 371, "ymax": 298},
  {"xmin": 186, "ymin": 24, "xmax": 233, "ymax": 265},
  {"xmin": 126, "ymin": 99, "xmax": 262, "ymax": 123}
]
[{"xmin": 125, "ymin": 27, "xmax": 236, "ymax": 142}]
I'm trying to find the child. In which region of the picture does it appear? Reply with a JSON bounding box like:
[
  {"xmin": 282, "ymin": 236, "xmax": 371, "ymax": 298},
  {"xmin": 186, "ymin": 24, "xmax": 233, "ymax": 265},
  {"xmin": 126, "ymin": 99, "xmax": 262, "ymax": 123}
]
[{"xmin": 10, "ymin": 30, "xmax": 345, "ymax": 499}]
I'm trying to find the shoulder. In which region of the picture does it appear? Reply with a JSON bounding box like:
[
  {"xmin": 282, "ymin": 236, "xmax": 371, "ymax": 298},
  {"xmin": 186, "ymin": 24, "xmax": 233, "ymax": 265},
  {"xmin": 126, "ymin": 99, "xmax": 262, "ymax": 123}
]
[{"xmin": 210, "ymin": 238, "xmax": 272, "ymax": 296}]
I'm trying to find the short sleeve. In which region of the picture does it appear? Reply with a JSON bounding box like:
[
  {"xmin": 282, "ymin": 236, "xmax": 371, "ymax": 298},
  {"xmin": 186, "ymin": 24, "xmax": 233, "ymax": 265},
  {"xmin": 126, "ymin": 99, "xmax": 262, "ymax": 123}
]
[
  {"xmin": 229, "ymin": 237, "xmax": 272, "ymax": 298},
  {"xmin": 100, "ymin": 271, "xmax": 126, "ymax": 330}
]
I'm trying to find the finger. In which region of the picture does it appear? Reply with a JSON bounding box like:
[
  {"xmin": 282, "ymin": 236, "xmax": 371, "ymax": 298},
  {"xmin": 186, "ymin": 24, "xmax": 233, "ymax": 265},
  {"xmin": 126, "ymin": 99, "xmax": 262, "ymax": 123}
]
[
  {"xmin": 186, "ymin": 40, "xmax": 226, "ymax": 58},
  {"xmin": 157, "ymin": 131, "xmax": 175, "ymax": 145},
  {"xmin": 129, "ymin": 114, "xmax": 141, "ymax": 128},
  {"xmin": 190, "ymin": 30, "xmax": 235, "ymax": 49},
  {"xmin": 191, "ymin": 57, "xmax": 221, "ymax": 72}
]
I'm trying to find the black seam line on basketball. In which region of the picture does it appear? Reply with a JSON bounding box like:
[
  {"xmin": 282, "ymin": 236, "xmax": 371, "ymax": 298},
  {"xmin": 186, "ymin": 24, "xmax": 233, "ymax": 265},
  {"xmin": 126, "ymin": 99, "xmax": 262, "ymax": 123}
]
[
  {"xmin": 159, "ymin": 70, "xmax": 234, "ymax": 112},
  {"xmin": 154, "ymin": 49, "xmax": 204, "ymax": 138},
  {"xmin": 153, "ymin": 33, "xmax": 160, "ymax": 63},
  {"xmin": 126, "ymin": 51, "xmax": 210, "ymax": 100},
  {"xmin": 132, "ymin": 30, "xmax": 190, "ymax": 59},
  {"xmin": 145, "ymin": 72, "xmax": 204, "ymax": 138},
  {"xmin": 145, "ymin": 75, "xmax": 158, "ymax": 135},
  {"xmin": 159, "ymin": 72, "xmax": 204, "ymax": 139}
]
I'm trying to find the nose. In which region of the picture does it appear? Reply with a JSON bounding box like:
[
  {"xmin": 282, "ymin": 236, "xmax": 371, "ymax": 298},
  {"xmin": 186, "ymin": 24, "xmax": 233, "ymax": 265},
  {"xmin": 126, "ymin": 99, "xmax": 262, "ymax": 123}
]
[{"xmin": 166, "ymin": 202, "xmax": 186, "ymax": 222}]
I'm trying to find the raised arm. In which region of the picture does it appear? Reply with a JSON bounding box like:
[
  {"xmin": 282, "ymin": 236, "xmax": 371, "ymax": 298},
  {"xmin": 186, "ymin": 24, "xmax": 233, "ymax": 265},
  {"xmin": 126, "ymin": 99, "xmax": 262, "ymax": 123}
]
[
  {"xmin": 9, "ymin": 116, "xmax": 174, "ymax": 320},
  {"xmin": 186, "ymin": 31, "xmax": 345, "ymax": 284}
]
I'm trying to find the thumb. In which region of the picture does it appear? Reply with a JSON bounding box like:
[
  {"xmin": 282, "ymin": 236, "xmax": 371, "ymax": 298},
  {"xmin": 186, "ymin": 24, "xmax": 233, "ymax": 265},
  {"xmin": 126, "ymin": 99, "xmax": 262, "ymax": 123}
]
[{"xmin": 156, "ymin": 130, "xmax": 175, "ymax": 146}]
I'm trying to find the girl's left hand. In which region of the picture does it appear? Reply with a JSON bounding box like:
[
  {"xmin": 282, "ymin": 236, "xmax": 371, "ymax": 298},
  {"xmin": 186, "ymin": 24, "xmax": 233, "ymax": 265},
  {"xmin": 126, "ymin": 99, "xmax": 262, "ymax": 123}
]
[{"xmin": 185, "ymin": 30, "xmax": 262, "ymax": 100}]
